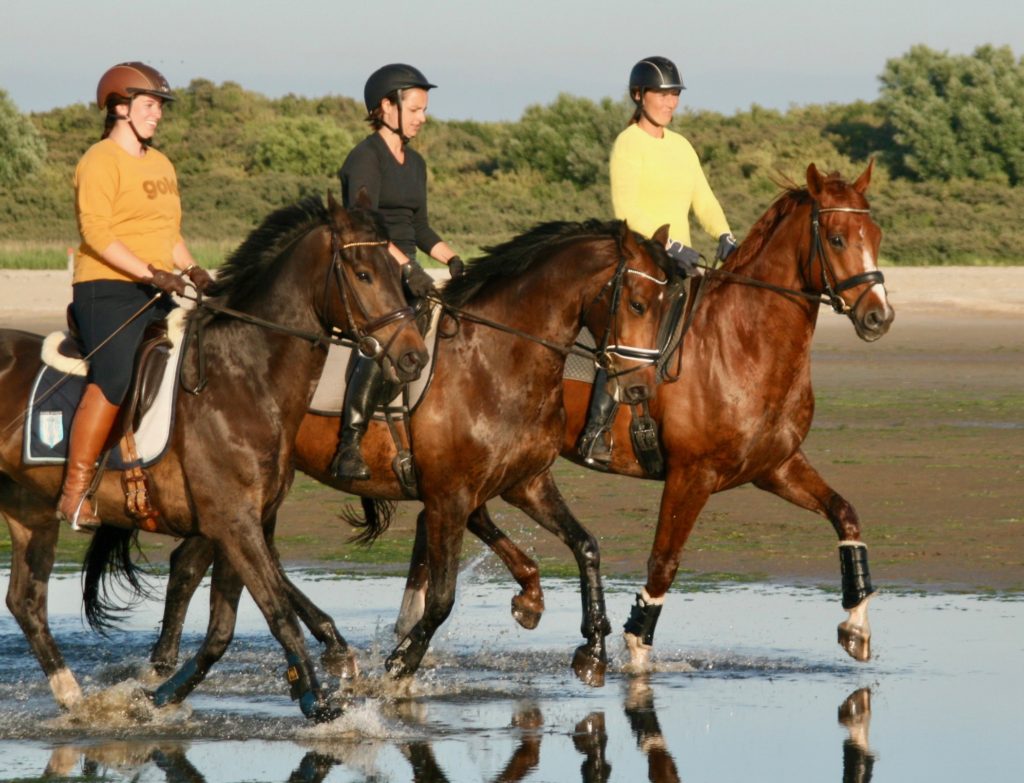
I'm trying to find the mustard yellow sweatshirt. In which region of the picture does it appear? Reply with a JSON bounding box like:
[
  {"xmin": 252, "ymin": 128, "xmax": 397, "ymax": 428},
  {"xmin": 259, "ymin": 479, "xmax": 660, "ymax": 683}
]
[
  {"xmin": 73, "ymin": 138, "xmax": 182, "ymax": 283},
  {"xmin": 609, "ymin": 124, "xmax": 730, "ymax": 245}
]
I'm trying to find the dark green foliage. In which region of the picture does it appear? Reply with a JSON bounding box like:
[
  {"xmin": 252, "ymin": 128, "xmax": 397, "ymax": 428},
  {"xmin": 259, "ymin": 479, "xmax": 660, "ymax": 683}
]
[
  {"xmin": 1, "ymin": 68, "xmax": 1022, "ymax": 264},
  {"xmin": 0, "ymin": 89, "xmax": 47, "ymax": 186}
]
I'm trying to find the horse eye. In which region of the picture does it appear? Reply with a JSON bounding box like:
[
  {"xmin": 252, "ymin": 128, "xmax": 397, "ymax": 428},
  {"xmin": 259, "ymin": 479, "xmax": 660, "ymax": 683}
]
[
  {"xmin": 630, "ymin": 300, "xmax": 646, "ymax": 316},
  {"xmin": 356, "ymin": 271, "xmax": 372, "ymax": 283},
  {"xmin": 829, "ymin": 235, "xmax": 846, "ymax": 249}
]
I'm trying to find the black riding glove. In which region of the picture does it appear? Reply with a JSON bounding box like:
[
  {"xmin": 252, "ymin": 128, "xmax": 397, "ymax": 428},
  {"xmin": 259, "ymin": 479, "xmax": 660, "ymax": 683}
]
[
  {"xmin": 147, "ymin": 265, "xmax": 187, "ymax": 297},
  {"xmin": 666, "ymin": 241, "xmax": 700, "ymax": 276},
  {"xmin": 447, "ymin": 255, "xmax": 464, "ymax": 279},
  {"xmin": 184, "ymin": 264, "xmax": 214, "ymax": 293},
  {"xmin": 402, "ymin": 260, "xmax": 436, "ymax": 298},
  {"xmin": 716, "ymin": 233, "xmax": 739, "ymax": 262}
]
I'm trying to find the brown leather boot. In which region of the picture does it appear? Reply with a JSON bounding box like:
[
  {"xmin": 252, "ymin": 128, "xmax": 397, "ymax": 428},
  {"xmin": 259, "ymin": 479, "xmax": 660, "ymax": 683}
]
[{"xmin": 57, "ymin": 383, "xmax": 120, "ymax": 533}]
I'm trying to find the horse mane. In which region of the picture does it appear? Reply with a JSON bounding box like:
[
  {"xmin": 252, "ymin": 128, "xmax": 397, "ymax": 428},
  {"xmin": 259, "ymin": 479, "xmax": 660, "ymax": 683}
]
[
  {"xmin": 442, "ymin": 219, "xmax": 667, "ymax": 308},
  {"xmin": 207, "ymin": 195, "xmax": 332, "ymax": 307}
]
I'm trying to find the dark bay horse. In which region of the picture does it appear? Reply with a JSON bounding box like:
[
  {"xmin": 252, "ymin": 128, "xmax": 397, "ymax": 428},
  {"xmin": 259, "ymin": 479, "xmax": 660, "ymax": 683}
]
[
  {"xmin": 397, "ymin": 162, "xmax": 894, "ymax": 668},
  {"xmin": 0, "ymin": 194, "xmax": 427, "ymax": 720},
  {"xmin": 115, "ymin": 220, "xmax": 673, "ymax": 686}
]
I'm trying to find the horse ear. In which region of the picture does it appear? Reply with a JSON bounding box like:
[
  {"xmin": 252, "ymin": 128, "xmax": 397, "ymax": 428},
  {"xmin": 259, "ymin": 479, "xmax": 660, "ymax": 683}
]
[
  {"xmin": 853, "ymin": 158, "xmax": 874, "ymax": 194},
  {"xmin": 806, "ymin": 163, "xmax": 825, "ymax": 199},
  {"xmin": 652, "ymin": 224, "xmax": 670, "ymax": 246},
  {"xmin": 619, "ymin": 220, "xmax": 641, "ymax": 256},
  {"xmin": 326, "ymin": 190, "xmax": 353, "ymax": 232},
  {"xmin": 355, "ymin": 186, "xmax": 373, "ymax": 210}
]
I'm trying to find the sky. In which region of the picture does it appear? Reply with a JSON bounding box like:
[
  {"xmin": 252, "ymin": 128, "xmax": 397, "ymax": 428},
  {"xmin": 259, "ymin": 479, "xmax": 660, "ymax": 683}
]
[{"xmin": 2, "ymin": 0, "xmax": 1022, "ymax": 121}]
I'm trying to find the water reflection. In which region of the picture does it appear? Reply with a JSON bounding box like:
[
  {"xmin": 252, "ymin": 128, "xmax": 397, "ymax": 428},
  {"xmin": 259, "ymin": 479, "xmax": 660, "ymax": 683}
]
[{"xmin": 34, "ymin": 688, "xmax": 872, "ymax": 782}]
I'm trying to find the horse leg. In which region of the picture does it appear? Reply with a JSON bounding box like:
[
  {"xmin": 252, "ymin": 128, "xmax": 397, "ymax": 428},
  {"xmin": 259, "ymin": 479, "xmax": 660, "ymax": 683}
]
[
  {"xmin": 468, "ymin": 505, "xmax": 545, "ymax": 630},
  {"xmin": 151, "ymin": 537, "xmax": 214, "ymax": 676},
  {"xmin": 502, "ymin": 471, "xmax": 610, "ymax": 687},
  {"xmin": 395, "ymin": 509, "xmax": 428, "ymax": 640},
  {"xmin": 386, "ymin": 502, "xmax": 466, "ymax": 679},
  {"xmin": 626, "ymin": 469, "xmax": 713, "ymax": 671},
  {"xmin": 281, "ymin": 574, "xmax": 358, "ymax": 679},
  {"xmin": 149, "ymin": 551, "xmax": 243, "ymax": 708},
  {"xmin": 754, "ymin": 450, "xmax": 875, "ymax": 662},
  {"xmin": 2, "ymin": 500, "xmax": 82, "ymax": 710}
]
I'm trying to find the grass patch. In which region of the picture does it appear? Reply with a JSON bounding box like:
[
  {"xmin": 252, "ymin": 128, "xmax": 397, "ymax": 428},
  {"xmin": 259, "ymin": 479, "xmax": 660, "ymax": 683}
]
[{"xmin": 0, "ymin": 240, "xmax": 235, "ymax": 270}]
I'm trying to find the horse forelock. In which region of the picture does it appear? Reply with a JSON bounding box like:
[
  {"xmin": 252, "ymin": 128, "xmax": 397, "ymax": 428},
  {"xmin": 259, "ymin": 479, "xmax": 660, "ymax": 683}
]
[
  {"xmin": 442, "ymin": 220, "xmax": 636, "ymax": 308},
  {"xmin": 210, "ymin": 195, "xmax": 330, "ymax": 307}
]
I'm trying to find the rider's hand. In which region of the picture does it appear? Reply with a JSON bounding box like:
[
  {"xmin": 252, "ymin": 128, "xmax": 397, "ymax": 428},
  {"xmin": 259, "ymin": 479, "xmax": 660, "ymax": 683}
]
[
  {"xmin": 447, "ymin": 255, "xmax": 464, "ymax": 279},
  {"xmin": 716, "ymin": 233, "xmax": 739, "ymax": 262},
  {"xmin": 147, "ymin": 265, "xmax": 187, "ymax": 297},
  {"xmin": 666, "ymin": 241, "xmax": 700, "ymax": 276},
  {"xmin": 184, "ymin": 264, "xmax": 214, "ymax": 294},
  {"xmin": 402, "ymin": 260, "xmax": 436, "ymax": 298}
]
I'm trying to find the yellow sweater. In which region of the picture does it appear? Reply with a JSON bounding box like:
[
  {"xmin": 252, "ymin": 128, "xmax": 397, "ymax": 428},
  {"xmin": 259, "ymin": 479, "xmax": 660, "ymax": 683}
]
[
  {"xmin": 609, "ymin": 124, "xmax": 730, "ymax": 245},
  {"xmin": 73, "ymin": 138, "xmax": 182, "ymax": 283}
]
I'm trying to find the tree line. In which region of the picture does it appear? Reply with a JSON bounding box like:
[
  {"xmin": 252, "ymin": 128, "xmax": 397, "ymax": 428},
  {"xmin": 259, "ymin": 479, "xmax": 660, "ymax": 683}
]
[{"xmin": 1, "ymin": 44, "xmax": 1022, "ymax": 265}]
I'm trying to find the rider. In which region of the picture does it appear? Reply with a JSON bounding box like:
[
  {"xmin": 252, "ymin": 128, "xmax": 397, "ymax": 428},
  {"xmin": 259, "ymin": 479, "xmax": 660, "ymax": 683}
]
[
  {"xmin": 57, "ymin": 62, "xmax": 212, "ymax": 532},
  {"xmin": 330, "ymin": 63, "xmax": 463, "ymax": 481},
  {"xmin": 577, "ymin": 55, "xmax": 738, "ymax": 465}
]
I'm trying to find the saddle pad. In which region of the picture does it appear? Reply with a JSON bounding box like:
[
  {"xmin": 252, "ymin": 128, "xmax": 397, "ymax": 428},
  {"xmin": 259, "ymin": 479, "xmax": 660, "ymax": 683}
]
[
  {"xmin": 310, "ymin": 305, "xmax": 443, "ymax": 415},
  {"xmin": 564, "ymin": 327, "xmax": 598, "ymax": 384},
  {"xmin": 24, "ymin": 310, "xmax": 187, "ymax": 468}
]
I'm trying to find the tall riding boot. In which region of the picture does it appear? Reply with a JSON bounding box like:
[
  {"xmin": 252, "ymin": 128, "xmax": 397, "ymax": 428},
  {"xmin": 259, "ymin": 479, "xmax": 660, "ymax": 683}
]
[
  {"xmin": 329, "ymin": 357, "xmax": 385, "ymax": 480},
  {"xmin": 577, "ymin": 369, "xmax": 618, "ymax": 465},
  {"xmin": 57, "ymin": 383, "xmax": 120, "ymax": 533}
]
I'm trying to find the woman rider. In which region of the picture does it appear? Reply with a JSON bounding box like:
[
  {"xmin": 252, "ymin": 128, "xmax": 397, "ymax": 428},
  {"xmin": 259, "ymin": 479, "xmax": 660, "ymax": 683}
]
[
  {"xmin": 57, "ymin": 62, "xmax": 212, "ymax": 531},
  {"xmin": 330, "ymin": 63, "xmax": 463, "ymax": 481},
  {"xmin": 577, "ymin": 55, "xmax": 738, "ymax": 464}
]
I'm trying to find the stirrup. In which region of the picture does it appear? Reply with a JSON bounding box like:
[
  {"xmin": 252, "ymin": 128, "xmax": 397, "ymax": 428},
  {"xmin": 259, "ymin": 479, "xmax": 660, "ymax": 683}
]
[
  {"xmin": 578, "ymin": 429, "xmax": 611, "ymax": 466},
  {"xmin": 57, "ymin": 496, "xmax": 100, "ymax": 534},
  {"xmin": 330, "ymin": 446, "xmax": 371, "ymax": 481}
]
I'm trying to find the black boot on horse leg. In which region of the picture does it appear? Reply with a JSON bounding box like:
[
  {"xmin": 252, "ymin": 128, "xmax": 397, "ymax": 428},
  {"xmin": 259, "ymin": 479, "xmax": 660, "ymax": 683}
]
[
  {"xmin": 577, "ymin": 368, "xmax": 618, "ymax": 465},
  {"xmin": 622, "ymin": 589, "xmax": 664, "ymax": 671},
  {"xmin": 56, "ymin": 383, "xmax": 120, "ymax": 533},
  {"xmin": 837, "ymin": 542, "xmax": 875, "ymax": 661},
  {"xmin": 330, "ymin": 356, "xmax": 385, "ymax": 481}
]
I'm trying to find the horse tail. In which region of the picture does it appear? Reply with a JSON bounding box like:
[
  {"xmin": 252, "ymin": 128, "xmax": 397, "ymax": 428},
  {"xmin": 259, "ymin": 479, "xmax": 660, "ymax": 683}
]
[
  {"xmin": 82, "ymin": 524, "xmax": 154, "ymax": 634},
  {"xmin": 342, "ymin": 497, "xmax": 395, "ymax": 545}
]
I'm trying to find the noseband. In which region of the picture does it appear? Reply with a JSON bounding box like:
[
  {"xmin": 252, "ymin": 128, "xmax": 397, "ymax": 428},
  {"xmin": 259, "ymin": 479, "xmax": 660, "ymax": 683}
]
[
  {"xmin": 325, "ymin": 233, "xmax": 417, "ymax": 359},
  {"xmin": 809, "ymin": 203, "xmax": 885, "ymax": 315}
]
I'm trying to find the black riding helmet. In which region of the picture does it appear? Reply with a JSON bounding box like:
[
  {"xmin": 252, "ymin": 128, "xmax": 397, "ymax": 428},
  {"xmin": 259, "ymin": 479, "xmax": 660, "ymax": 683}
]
[
  {"xmin": 629, "ymin": 56, "xmax": 685, "ymax": 126},
  {"xmin": 364, "ymin": 63, "xmax": 436, "ymax": 143}
]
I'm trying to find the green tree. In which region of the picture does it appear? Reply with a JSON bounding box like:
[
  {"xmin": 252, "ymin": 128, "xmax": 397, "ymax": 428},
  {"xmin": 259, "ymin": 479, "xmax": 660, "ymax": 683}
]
[
  {"xmin": 0, "ymin": 89, "xmax": 47, "ymax": 186},
  {"xmin": 245, "ymin": 116, "xmax": 354, "ymax": 177},
  {"xmin": 879, "ymin": 45, "xmax": 1024, "ymax": 184}
]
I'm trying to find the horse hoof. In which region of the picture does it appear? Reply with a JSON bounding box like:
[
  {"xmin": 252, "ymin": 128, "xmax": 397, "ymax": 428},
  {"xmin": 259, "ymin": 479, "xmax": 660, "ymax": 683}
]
[
  {"xmin": 838, "ymin": 621, "xmax": 871, "ymax": 662},
  {"xmin": 511, "ymin": 594, "xmax": 543, "ymax": 630},
  {"xmin": 311, "ymin": 702, "xmax": 343, "ymax": 724},
  {"xmin": 321, "ymin": 648, "xmax": 359, "ymax": 679},
  {"xmin": 571, "ymin": 645, "xmax": 607, "ymax": 688},
  {"xmin": 622, "ymin": 631, "xmax": 653, "ymax": 673}
]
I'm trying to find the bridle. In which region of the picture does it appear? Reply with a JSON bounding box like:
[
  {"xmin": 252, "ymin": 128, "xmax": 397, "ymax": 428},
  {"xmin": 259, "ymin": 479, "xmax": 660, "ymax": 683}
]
[
  {"xmin": 807, "ymin": 202, "xmax": 885, "ymax": 315},
  {"xmin": 323, "ymin": 232, "xmax": 417, "ymax": 359}
]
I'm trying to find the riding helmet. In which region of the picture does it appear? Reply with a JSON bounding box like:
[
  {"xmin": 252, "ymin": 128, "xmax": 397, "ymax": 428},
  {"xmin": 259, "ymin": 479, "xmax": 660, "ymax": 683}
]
[
  {"xmin": 96, "ymin": 62, "xmax": 175, "ymax": 109},
  {"xmin": 628, "ymin": 56, "xmax": 685, "ymax": 101},
  {"xmin": 363, "ymin": 64, "xmax": 436, "ymax": 112}
]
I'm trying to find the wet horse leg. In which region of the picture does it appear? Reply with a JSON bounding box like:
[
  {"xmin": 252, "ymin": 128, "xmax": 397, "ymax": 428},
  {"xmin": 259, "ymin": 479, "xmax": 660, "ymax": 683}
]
[
  {"xmin": 386, "ymin": 499, "xmax": 467, "ymax": 679},
  {"xmin": 502, "ymin": 470, "xmax": 610, "ymax": 686},
  {"xmin": 1, "ymin": 492, "xmax": 82, "ymax": 710},
  {"xmin": 395, "ymin": 507, "xmax": 545, "ymax": 639},
  {"xmin": 625, "ymin": 468, "xmax": 714, "ymax": 671},
  {"xmin": 753, "ymin": 449, "xmax": 875, "ymax": 661}
]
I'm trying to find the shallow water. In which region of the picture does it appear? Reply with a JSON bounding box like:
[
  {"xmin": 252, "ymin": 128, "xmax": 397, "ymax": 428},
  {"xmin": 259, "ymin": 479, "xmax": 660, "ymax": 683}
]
[{"xmin": 0, "ymin": 567, "xmax": 1020, "ymax": 782}]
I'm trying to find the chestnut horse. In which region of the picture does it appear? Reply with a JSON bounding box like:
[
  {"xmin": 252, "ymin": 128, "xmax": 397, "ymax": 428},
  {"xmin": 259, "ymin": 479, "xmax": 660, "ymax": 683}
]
[
  {"xmin": 106, "ymin": 219, "xmax": 673, "ymax": 686},
  {"xmin": 0, "ymin": 195, "xmax": 427, "ymax": 721},
  {"xmin": 397, "ymin": 162, "xmax": 893, "ymax": 667}
]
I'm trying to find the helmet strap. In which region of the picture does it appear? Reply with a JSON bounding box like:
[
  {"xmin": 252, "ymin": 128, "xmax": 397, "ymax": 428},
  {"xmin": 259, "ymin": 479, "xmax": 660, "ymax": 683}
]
[{"xmin": 115, "ymin": 96, "xmax": 153, "ymax": 148}]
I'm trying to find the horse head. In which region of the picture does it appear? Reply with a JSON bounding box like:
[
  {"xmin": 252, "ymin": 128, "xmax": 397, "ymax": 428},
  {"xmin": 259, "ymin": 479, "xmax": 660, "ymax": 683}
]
[
  {"xmin": 325, "ymin": 191, "xmax": 428, "ymax": 383},
  {"xmin": 583, "ymin": 221, "xmax": 671, "ymax": 405},
  {"xmin": 804, "ymin": 161, "xmax": 894, "ymax": 341}
]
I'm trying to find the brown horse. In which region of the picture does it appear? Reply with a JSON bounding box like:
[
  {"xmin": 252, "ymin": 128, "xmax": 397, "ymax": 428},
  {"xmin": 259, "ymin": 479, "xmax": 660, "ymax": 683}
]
[
  {"xmin": 0, "ymin": 194, "xmax": 427, "ymax": 721},
  {"xmin": 397, "ymin": 162, "xmax": 893, "ymax": 667},
  {"xmin": 108, "ymin": 219, "xmax": 673, "ymax": 686}
]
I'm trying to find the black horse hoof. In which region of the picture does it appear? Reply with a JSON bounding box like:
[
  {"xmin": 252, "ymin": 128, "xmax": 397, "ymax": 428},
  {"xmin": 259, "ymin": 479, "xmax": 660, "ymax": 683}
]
[
  {"xmin": 311, "ymin": 702, "xmax": 343, "ymax": 724},
  {"xmin": 321, "ymin": 648, "xmax": 359, "ymax": 679},
  {"xmin": 571, "ymin": 645, "xmax": 607, "ymax": 688}
]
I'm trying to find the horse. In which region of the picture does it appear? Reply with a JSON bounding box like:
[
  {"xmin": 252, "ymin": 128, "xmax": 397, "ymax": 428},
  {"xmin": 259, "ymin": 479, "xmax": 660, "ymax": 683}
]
[
  {"xmin": 99, "ymin": 218, "xmax": 674, "ymax": 687},
  {"xmin": 396, "ymin": 161, "xmax": 894, "ymax": 668},
  {"xmin": 0, "ymin": 193, "xmax": 428, "ymax": 721}
]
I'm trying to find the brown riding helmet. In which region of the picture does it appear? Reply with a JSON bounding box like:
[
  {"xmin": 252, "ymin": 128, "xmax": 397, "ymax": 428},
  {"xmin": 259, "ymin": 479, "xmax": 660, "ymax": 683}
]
[{"xmin": 96, "ymin": 62, "xmax": 175, "ymax": 109}]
